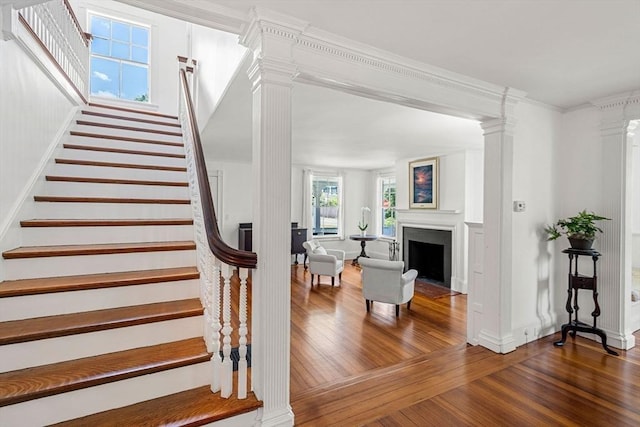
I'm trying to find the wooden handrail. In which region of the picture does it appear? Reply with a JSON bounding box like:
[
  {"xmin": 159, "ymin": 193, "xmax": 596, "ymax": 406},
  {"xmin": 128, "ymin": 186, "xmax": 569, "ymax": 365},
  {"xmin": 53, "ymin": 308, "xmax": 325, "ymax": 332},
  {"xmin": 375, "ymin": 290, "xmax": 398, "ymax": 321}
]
[
  {"xmin": 179, "ymin": 69, "xmax": 257, "ymax": 269},
  {"xmin": 62, "ymin": 0, "xmax": 89, "ymax": 46}
]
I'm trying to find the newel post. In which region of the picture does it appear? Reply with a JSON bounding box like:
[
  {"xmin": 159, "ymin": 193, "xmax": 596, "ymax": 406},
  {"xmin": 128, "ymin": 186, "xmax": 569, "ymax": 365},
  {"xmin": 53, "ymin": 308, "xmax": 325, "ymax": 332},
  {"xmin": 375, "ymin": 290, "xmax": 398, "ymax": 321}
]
[{"xmin": 241, "ymin": 8, "xmax": 304, "ymax": 426}]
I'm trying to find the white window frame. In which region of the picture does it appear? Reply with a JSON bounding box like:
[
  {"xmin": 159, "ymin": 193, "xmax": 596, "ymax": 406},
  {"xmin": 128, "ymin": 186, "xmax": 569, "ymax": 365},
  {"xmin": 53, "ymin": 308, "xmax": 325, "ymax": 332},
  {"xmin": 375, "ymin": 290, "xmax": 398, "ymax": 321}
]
[
  {"xmin": 376, "ymin": 174, "xmax": 396, "ymax": 240},
  {"xmin": 310, "ymin": 173, "xmax": 344, "ymax": 240},
  {"xmin": 88, "ymin": 12, "xmax": 151, "ymax": 102}
]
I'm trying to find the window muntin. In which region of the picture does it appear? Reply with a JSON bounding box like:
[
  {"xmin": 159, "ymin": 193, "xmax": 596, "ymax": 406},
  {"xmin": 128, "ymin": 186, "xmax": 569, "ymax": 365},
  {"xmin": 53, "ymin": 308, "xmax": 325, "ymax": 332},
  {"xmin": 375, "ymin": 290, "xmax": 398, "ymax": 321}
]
[
  {"xmin": 89, "ymin": 14, "xmax": 149, "ymax": 102},
  {"xmin": 311, "ymin": 175, "xmax": 343, "ymax": 238},
  {"xmin": 378, "ymin": 176, "xmax": 396, "ymax": 238}
]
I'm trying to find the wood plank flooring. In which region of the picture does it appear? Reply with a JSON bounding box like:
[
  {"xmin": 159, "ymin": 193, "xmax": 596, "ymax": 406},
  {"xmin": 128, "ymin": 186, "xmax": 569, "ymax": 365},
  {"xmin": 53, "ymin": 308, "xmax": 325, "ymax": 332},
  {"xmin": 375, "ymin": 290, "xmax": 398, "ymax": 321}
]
[{"xmin": 289, "ymin": 262, "xmax": 640, "ymax": 426}]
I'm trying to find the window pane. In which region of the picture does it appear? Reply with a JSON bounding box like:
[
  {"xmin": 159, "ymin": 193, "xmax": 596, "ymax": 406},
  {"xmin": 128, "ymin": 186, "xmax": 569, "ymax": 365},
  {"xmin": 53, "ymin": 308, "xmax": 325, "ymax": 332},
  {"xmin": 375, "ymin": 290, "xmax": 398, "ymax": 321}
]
[
  {"xmin": 131, "ymin": 46, "xmax": 148, "ymax": 64},
  {"xmin": 312, "ymin": 177, "xmax": 340, "ymax": 236},
  {"xmin": 132, "ymin": 26, "xmax": 148, "ymax": 47},
  {"xmin": 89, "ymin": 14, "xmax": 149, "ymax": 103},
  {"xmin": 379, "ymin": 177, "xmax": 396, "ymax": 237},
  {"xmin": 91, "ymin": 37, "xmax": 109, "ymax": 56},
  {"xmin": 121, "ymin": 63, "xmax": 148, "ymax": 101},
  {"xmin": 111, "ymin": 41, "xmax": 130, "ymax": 60},
  {"xmin": 112, "ymin": 21, "xmax": 130, "ymax": 43},
  {"xmin": 90, "ymin": 57, "xmax": 119, "ymax": 98},
  {"xmin": 91, "ymin": 15, "xmax": 110, "ymax": 38}
]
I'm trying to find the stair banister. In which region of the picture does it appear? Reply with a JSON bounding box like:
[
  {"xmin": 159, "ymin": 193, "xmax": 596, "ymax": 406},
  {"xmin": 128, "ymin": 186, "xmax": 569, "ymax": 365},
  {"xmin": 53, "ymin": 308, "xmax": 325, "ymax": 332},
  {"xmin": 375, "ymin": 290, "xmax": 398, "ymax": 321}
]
[
  {"xmin": 178, "ymin": 60, "xmax": 256, "ymax": 400},
  {"xmin": 14, "ymin": 0, "xmax": 90, "ymax": 101}
]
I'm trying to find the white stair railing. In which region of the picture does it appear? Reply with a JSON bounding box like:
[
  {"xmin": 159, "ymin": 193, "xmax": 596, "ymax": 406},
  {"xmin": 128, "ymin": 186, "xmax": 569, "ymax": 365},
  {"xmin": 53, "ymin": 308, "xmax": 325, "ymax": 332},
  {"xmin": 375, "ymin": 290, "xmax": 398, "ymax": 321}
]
[
  {"xmin": 16, "ymin": 0, "xmax": 89, "ymax": 100},
  {"xmin": 177, "ymin": 58, "xmax": 255, "ymax": 400}
]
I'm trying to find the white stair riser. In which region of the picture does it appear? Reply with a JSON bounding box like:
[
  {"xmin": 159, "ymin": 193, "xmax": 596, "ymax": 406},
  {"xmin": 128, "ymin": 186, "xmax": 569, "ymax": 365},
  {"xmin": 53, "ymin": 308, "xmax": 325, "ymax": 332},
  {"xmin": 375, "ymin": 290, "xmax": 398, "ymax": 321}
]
[
  {"xmin": 67, "ymin": 134, "xmax": 185, "ymax": 156},
  {"xmin": 42, "ymin": 181, "xmax": 190, "ymax": 199},
  {"xmin": 58, "ymin": 147, "xmax": 186, "ymax": 168},
  {"xmin": 21, "ymin": 224, "xmax": 194, "ymax": 246},
  {"xmin": 0, "ymin": 315, "xmax": 204, "ymax": 372},
  {"xmin": 3, "ymin": 249, "xmax": 196, "ymax": 280},
  {"xmin": 73, "ymin": 124, "xmax": 183, "ymax": 143},
  {"xmin": 78, "ymin": 113, "xmax": 182, "ymax": 133},
  {"xmin": 51, "ymin": 163, "xmax": 188, "ymax": 182},
  {"xmin": 85, "ymin": 106, "xmax": 179, "ymax": 124},
  {"xmin": 34, "ymin": 201, "xmax": 193, "ymax": 219},
  {"xmin": 0, "ymin": 278, "xmax": 200, "ymax": 321},
  {"xmin": 0, "ymin": 361, "xmax": 211, "ymax": 427}
]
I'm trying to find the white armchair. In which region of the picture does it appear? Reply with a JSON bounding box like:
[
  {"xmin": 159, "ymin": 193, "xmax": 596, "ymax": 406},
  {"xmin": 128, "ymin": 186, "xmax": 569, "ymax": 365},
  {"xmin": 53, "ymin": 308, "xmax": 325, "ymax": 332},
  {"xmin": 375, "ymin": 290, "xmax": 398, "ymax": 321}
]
[
  {"xmin": 359, "ymin": 258, "xmax": 417, "ymax": 317},
  {"xmin": 302, "ymin": 240, "xmax": 346, "ymax": 287}
]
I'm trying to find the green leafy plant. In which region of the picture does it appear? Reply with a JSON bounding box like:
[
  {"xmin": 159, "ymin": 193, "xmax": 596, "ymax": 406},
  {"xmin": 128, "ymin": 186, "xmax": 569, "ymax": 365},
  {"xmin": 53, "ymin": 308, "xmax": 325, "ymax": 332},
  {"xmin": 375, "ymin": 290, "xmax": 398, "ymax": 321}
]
[{"xmin": 545, "ymin": 210, "xmax": 610, "ymax": 241}]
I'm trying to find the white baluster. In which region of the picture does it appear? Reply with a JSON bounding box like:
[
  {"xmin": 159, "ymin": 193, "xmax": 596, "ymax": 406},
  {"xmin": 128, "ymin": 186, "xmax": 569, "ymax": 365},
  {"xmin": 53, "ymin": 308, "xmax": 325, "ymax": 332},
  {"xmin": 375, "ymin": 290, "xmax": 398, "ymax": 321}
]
[
  {"xmin": 202, "ymin": 251, "xmax": 212, "ymax": 351},
  {"xmin": 237, "ymin": 267, "xmax": 249, "ymax": 399},
  {"xmin": 210, "ymin": 256, "xmax": 222, "ymax": 392},
  {"xmin": 220, "ymin": 263, "xmax": 233, "ymax": 398}
]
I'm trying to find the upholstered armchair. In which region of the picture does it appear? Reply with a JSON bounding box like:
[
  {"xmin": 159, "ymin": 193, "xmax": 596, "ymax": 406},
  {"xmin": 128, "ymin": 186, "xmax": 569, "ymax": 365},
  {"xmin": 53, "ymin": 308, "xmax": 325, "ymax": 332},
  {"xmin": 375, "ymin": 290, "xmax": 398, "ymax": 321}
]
[
  {"xmin": 359, "ymin": 258, "xmax": 417, "ymax": 316},
  {"xmin": 302, "ymin": 240, "xmax": 346, "ymax": 287}
]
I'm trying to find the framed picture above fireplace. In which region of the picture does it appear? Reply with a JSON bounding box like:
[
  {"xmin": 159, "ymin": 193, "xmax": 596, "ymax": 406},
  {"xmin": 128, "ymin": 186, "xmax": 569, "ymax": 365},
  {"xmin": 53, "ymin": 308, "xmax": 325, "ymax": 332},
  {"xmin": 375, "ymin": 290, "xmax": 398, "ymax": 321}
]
[{"xmin": 409, "ymin": 157, "xmax": 439, "ymax": 209}]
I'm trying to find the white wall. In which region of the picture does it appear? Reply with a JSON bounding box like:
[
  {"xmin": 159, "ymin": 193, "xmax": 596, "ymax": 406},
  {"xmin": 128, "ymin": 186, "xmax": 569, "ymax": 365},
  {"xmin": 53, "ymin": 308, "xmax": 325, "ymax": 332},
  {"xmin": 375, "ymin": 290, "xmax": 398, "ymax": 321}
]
[
  {"xmin": 72, "ymin": 0, "xmax": 189, "ymax": 115},
  {"xmin": 191, "ymin": 24, "xmax": 247, "ymax": 130},
  {"xmin": 206, "ymin": 160, "xmax": 253, "ymax": 247},
  {"xmin": 510, "ymin": 101, "xmax": 563, "ymax": 345},
  {"xmin": 465, "ymin": 149, "xmax": 484, "ymax": 222},
  {"xmin": 0, "ymin": 38, "xmax": 77, "ymax": 279},
  {"xmin": 551, "ymin": 106, "xmax": 604, "ymax": 334}
]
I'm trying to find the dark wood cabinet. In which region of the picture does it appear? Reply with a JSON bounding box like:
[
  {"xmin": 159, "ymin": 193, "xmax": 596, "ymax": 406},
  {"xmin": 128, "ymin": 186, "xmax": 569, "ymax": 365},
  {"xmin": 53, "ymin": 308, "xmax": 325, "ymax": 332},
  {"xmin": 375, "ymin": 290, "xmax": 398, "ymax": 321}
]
[{"xmin": 238, "ymin": 223, "xmax": 308, "ymax": 264}]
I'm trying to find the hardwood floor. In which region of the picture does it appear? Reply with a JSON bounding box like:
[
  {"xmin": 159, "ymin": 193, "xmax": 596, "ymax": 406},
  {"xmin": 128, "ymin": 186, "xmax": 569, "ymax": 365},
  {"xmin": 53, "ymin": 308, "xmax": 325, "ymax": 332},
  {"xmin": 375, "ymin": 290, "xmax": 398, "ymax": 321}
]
[{"xmin": 289, "ymin": 262, "xmax": 640, "ymax": 426}]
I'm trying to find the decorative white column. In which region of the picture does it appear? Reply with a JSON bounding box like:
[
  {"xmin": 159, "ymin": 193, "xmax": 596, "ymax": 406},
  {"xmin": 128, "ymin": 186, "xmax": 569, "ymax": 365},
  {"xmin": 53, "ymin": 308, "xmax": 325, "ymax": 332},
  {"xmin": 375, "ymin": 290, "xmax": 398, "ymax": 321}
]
[
  {"xmin": 242, "ymin": 10, "xmax": 303, "ymax": 427},
  {"xmin": 478, "ymin": 115, "xmax": 517, "ymax": 354},
  {"xmin": 592, "ymin": 92, "xmax": 640, "ymax": 350}
]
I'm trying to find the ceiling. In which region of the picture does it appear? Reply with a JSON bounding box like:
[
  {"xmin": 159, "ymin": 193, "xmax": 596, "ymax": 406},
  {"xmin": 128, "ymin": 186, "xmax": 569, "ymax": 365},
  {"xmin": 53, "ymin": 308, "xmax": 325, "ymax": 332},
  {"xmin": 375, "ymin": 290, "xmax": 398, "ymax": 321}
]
[{"xmin": 195, "ymin": 0, "xmax": 640, "ymax": 169}]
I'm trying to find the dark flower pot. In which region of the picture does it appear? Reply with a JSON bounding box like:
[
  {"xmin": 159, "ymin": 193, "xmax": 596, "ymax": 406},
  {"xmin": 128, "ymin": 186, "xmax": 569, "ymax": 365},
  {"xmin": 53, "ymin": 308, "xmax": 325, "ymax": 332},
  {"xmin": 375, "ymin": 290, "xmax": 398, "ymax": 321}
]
[{"xmin": 568, "ymin": 237, "xmax": 594, "ymax": 250}]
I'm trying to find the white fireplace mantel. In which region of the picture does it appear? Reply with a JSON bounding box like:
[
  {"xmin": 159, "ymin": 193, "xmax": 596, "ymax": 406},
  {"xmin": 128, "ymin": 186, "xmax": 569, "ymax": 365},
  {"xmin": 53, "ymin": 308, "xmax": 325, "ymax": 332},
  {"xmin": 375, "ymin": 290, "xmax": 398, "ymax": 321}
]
[{"xmin": 396, "ymin": 209, "xmax": 467, "ymax": 293}]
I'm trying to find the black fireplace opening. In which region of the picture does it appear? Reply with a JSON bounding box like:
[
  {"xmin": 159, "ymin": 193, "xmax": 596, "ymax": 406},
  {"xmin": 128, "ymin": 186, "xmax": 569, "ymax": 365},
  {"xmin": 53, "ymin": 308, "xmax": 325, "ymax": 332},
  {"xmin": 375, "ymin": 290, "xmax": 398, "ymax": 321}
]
[
  {"xmin": 402, "ymin": 227, "xmax": 452, "ymax": 288},
  {"xmin": 408, "ymin": 241, "xmax": 445, "ymax": 284}
]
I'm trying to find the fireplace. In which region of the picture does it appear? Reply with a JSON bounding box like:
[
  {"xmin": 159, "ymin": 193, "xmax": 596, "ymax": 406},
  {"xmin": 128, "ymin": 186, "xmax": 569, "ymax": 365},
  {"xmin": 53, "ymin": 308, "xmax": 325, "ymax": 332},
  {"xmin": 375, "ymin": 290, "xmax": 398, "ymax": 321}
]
[{"xmin": 403, "ymin": 227, "xmax": 452, "ymax": 288}]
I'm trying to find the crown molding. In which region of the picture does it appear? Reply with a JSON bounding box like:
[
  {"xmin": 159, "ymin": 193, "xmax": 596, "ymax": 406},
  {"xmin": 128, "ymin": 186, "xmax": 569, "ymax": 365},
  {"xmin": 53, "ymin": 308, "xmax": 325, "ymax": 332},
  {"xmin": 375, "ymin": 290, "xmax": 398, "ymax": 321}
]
[
  {"xmin": 297, "ymin": 25, "xmax": 514, "ymax": 100},
  {"xmin": 591, "ymin": 89, "xmax": 640, "ymax": 111}
]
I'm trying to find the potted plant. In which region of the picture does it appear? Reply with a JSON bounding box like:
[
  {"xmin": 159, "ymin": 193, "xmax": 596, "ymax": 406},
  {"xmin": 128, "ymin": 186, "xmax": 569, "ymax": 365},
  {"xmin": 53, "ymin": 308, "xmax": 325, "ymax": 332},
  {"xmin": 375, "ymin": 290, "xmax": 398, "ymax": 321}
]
[
  {"xmin": 358, "ymin": 206, "xmax": 371, "ymax": 236},
  {"xmin": 545, "ymin": 210, "xmax": 610, "ymax": 250}
]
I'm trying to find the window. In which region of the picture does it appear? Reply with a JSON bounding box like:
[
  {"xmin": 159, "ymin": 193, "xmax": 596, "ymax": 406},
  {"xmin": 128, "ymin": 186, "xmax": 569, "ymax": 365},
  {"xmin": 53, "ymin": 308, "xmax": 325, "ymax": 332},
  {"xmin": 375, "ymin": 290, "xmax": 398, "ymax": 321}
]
[
  {"xmin": 89, "ymin": 14, "xmax": 149, "ymax": 101},
  {"xmin": 311, "ymin": 175, "xmax": 343, "ymax": 237},
  {"xmin": 378, "ymin": 176, "xmax": 396, "ymax": 238}
]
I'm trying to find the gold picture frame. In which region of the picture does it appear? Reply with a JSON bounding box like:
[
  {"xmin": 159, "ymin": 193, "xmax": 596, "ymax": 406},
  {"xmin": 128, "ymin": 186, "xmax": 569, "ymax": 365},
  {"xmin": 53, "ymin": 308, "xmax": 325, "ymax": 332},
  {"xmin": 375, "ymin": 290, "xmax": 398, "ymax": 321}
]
[{"xmin": 409, "ymin": 157, "xmax": 439, "ymax": 209}]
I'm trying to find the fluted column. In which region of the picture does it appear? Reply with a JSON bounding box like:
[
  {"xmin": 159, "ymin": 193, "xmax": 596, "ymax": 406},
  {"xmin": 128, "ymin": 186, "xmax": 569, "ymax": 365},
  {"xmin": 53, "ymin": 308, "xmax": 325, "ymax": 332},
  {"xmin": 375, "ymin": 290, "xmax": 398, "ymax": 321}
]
[
  {"xmin": 478, "ymin": 117, "xmax": 517, "ymax": 354},
  {"xmin": 590, "ymin": 92, "xmax": 640, "ymax": 350},
  {"xmin": 242, "ymin": 10, "xmax": 302, "ymax": 426}
]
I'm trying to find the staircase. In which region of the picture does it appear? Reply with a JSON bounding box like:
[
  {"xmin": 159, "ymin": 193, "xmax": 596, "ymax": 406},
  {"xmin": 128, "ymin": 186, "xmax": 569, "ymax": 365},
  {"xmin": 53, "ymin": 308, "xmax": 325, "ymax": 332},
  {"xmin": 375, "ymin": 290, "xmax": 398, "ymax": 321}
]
[{"xmin": 0, "ymin": 104, "xmax": 261, "ymax": 426}]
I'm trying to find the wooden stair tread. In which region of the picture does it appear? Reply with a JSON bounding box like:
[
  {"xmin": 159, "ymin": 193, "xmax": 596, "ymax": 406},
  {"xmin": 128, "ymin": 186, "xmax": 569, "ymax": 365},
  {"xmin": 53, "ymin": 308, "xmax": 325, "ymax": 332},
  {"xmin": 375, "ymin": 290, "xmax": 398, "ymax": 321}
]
[
  {"xmin": 2, "ymin": 240, "xmax": 196, "ymax": 259},
  {"xmin": 53, "ymin": 386, "xmax": 262, "ymax": 427},
  {"xmin": 70, "ymin": 131, "xmax": 183, "ymax": 147},
  {"xmin": 76, "ymin": 120, "xmax": 183, "ymax": 136},
  {"xmin": 0, "ymin": 298, "xmax": 203, "ymax": 345},
  {"xmin": 46, "ymin": 175, "xmax": 188, "ymax": 186},
  {"xmin": 81, "ymin": 110, "xmax": 181, "ymax": 127},
  {"xmin": 0, "ymin": 267, "xmax": 199, "ymax": 297},
  {"xmin": 88, "ymin": 103, "xmax": 179, "ymax": 120},
  {"xmin": 63, "ymin": 143, "xmax": 186, "ymax": 159},
  {"xmin": 33, "ymin": 195, "xmax": 191, "ymax": 204},
  {"xmin": 20, "ymin": 218, "xmax": 193, "ymax": 227},
  {"xmin": 0, "ymin": 337, "xmax": 208, "ymax": 407},
  {"xmin": 55, "ymin": 158, "xmax": 187, "ymax": 172}
]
